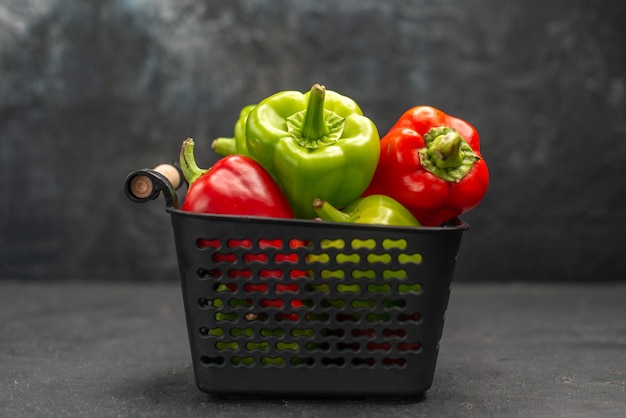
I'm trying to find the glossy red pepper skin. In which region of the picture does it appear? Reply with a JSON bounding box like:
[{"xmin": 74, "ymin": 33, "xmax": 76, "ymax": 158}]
[
  {"xmin": 364, "ymin": 106, "xmax": 489, "ymax": 226},
  {"xmin": 181, "ymin": 154, "xmax": 295, "ymax": 218}
]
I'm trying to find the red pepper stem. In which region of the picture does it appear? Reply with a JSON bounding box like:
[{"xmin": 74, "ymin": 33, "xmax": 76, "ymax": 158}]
[
  {"xmin": 179, "ymin": 138, "xmax": 208, "ymax": 184},
  {"xmin": 428, "ymin": 131, "xmax": 465, "ymax": 169},
  {"xmin": 420, "ymin": 127, "xmax": 480, "ymax": 182},
  {"xmin": 301, "ymin": 84, "xmax": 331, "ymax": 140},
  {"xmin": 313, "ymin": 198, "xmax": 358, "ymax": 223}
]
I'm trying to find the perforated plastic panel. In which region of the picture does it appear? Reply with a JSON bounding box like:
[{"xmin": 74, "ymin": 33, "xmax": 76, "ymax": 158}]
[{"xmin": 169, "ymin": 209, "xmax": 466, "ymax": 398}]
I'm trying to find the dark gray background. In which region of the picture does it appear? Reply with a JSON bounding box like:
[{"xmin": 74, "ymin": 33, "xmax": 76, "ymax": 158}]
[{"xmin": 1, "ymin": 0, "xmax": 625, "ymax": 282}]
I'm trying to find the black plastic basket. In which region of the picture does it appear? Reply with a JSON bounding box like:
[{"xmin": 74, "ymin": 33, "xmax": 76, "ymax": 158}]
[{"xmin": 124, "ymin": 166, "xmax": 468, "ymax": 398}]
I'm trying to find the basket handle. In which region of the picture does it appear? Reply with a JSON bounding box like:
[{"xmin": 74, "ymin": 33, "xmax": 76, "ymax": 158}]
[{"xmin": 124, "ymin": 163, "xmax": 184, "ymax": 209}]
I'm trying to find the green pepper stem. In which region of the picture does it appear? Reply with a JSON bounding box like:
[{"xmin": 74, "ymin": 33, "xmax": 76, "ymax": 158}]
[
  {"xmin": 180, "ymin": 138, "xmax": 207, "ymax": 184},
  {"xmin": 301, "ymin": 84, "xmax": 331, "ymax": 140},
  {"xmin": 313, "ymin": 198, "xmax": 359, "ymax": 223},
  {"xmin": 212, "ymin": 136, "xmax": 237, "ymax": 157}
]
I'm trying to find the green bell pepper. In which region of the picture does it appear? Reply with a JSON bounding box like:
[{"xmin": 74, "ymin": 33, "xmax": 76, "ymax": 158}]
[
  {"xmin": 313, "ymin": 194, "xmax": 420, "ymax": 227},
  {"xmin": 245, "ymin": 84, "xmax": 380, "ymax": 219},
  {"xmin": 212, "ymin": 104, "xmax": 256, "ymax": 157}
]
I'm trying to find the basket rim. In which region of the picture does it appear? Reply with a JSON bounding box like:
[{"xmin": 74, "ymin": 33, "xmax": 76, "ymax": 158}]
[{"xmin": 166, "ymin": 207, "xmax": 469, "ymax": 233}]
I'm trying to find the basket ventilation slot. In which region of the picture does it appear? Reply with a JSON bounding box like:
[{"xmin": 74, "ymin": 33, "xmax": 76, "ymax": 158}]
[{"xmin": 192, "ymin": 235, "xmax": 427, "ymax": 370}]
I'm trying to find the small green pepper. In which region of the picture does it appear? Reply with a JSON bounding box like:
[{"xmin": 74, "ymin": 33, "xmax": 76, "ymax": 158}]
[
  {"xmin": 212, "ymin": 104, "xmax": 256, "ymax": 156},
  {"xmin": 245, "ymin": 84, "xmax": 380, "ymax": 219},
  {"xmin": 313, "ymin": 194, "xmax": 420, "ymax": 227}
]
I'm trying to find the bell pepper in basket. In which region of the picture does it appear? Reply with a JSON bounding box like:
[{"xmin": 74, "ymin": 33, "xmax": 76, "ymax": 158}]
[
  {"xmin": 245, "ymin": 84, "xmax": 380, "ymax": 219},
  {"xmin": 363, "ymin": 106, "xmax": 489, "ymax": 226},
  {"xmin": 179, "ymin": 138, "xmax": 294, "ymax": 218},
  {"xmin": 313, "ymin": 195, "xmax": 420, "ymax": 227}
]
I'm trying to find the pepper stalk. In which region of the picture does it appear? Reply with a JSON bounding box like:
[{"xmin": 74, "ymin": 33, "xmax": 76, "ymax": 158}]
[
  {"xmin": 179, "ymin": 138, "xmax": 208, "ymax": 184},
  {"xmin": 286, "ymin": 84, "xmax": 346, "ymax": 150},
  {"xmin": 419, "ymin": 127, "xmax": 480, "ymax": 182},
  {"xmin": 301, "ymin": 84, "xmax": 331, "ymax": 139},
  {"xmin": 313, "ymin": 198, "xmax": 359, "ymax": 223}
]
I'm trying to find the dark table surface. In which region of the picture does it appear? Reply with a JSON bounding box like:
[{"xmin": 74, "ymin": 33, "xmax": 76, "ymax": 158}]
[{"xmin": 1, "ymin": 280, "xmax": 625, "ymax": 417}]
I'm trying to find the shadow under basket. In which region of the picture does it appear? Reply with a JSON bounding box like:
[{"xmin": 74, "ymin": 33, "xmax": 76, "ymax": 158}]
[{"xmin": 125, "ymin": 167, "xmax": 468, "ymax": 398}]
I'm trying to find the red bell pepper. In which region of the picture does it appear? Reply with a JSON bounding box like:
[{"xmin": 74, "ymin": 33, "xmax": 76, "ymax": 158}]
[
  {"xmin": 179, "ymin": 138, "xmax": 306, "ymax": 318},
  {"xmin": 363, "ymin": 106, "xmax": 489, "ymax": 226},
  {"xmin": 179, "ymin": 138, "xmax": 294, "ymax": 218}
]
